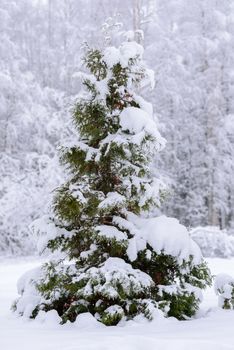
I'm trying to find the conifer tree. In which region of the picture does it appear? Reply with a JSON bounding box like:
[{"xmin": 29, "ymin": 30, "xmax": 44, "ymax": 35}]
[{"xmin": 14, "ymin": 41, "xmax": 211, "ymax": 325}]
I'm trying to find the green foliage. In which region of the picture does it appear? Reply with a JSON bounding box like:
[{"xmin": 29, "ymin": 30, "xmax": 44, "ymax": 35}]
[
  {"xmin": 167, "ymin": 293, "xmax": 198, "ymax": 320},
  {"xmin": 84, "ymin": 49, "xmax": 107, "ymax": 80},
  {"xmin": 132, "ymin": 248, "xmax": 212, "ymax": 319},
  {"xmin": 29, "ymin": 258, "xmax": 156, "ymax": 325},
  {"xmin": 53, "ymin": 186, "xmax": 84, "ymax": 223},
  {"xmin": 187, "ymin": 261, "xmax": 212, "ymax": 289},
  {"xmin": 73, "ymin": 101, "xmax": 109, "ymax": 146},
  {"xmin": 14, "ymin": 41, "xmax": 212, "ymax": 326},
  {"xmin": 101, "ymin": 306, "xmax": 124, "ymax": 326}
]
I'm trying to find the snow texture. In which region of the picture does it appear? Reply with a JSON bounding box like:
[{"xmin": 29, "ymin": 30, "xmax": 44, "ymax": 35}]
[
  {"xmin": 30, "ymin": 215, "xmax": 75, "ymax": 253},
  {"xmin": 190, "ymin": 227, "xmax": 234, "ymax": 258},
  {"xmin": 74, "ymin": 257, "xmax": 153, "ymax": 294},
  {"xmin": 119, "ymin": 106, "xmax": 165, "ymax": 146},
  {"xmin": 2, "ymin": 0, "xmax": 234, "ymax": 256},
  {"xmin": 214, "ymin": 273, "xmax": 234, "ymax": 308},
  {"xmin": 95, "ymin": 225, "xmax": 128, "ymax": 241},
  {"xmin": 103, "ymin": 42, "xmax": 144, "ymax": 68},
  {"xmin": 98, "ymin": 192, "xmax": 126, "ymax": 210},
  {"xmin": 126, "ymin": 214, "xmax": 202, "ymax": 265},
  {"xmin": 16, "ymin": 266, "xmax": 43, "ymax": 318},
  {"xmin": 1, "ymin": 258, "xmax": 234, "ymax": 350}
]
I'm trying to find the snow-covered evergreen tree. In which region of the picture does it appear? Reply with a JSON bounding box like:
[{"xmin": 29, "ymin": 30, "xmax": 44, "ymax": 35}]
[
  {"xmin": 2, "ymin": 0, "xmax": 234, "ymax": 256},
  {"xmin": 14, "ymin": 40, "xmax": 211, "ymax": 325}
]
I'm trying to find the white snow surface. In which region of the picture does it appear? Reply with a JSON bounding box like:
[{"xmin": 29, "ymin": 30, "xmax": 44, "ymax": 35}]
[
  {"xmin": 30, "ymin": 215, "xmax": 75, "ymax": 253},
  {"xmin": 95, "ymin": 225, "xmax": 127, "ymax": 241},
  {"xmin": 214, "ymin": 273, "xmax": 234, "ymax": 296},
  {"xmin": 119, "ymin": 106, "xmax": 165, "ymax": 148},
  {"xmin": 103, "ymin": 41, "xmax": 144, "ymax": 68},
  {"xmin": 126, "ymin": 214, "xmax": 202, "ymax": 265},
  {"xmin": 1, "ymin": 257, "xmax": 234, "ymax": 349},
  {"xmin": 73, "ymin": 257, "xmax": 153, "ymax": 299},
  {"xmin": 98, "ymin": 192, "xmax": 126, "ymax": 210},
  {"xmin": 16, "ymin": 266, "xmax": 43, "ymax": 317},
  {"xmin": 214, "ymin": 273, "xmax": 234, "ymax": 307}
]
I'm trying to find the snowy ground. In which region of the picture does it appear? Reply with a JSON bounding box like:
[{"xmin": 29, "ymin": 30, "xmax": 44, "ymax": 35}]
[{"xmin": 1, "ymin": 257, "xmax": 234, "ymax": 350}]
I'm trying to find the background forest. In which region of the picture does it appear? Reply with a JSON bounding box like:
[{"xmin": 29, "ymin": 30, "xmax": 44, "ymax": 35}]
[{"xmin": 1, "ymin": 0, "xmax": 234, "ymax": 255}]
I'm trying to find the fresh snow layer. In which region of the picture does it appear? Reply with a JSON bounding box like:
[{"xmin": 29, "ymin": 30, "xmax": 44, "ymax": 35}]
[
  {"xmin": 214, "ymin": 273, "xmax": 234, "ymax": 295},
  {"xmin": 72, "ymin": 257, "xmax": 153, "ymax": 300},
  {"xmin": 119, "ymin": 106, "xmax": 164, "ymax": 144},
  {"xmin": 95, "ymin": 225, "xmax": 127, "ymax": 241},
  {"xmin": 127, "ymin": 214, "xmax": 202, "ymax": 265},
  {"xmin": 103, "ymin": 42, "xmax": 144, "ymax": 68},
  {"xmin": 214, "ymin": 273, "xmax": 234, "ymax": 307},
  {"xmin": 2, "ymin": 257, "xmax": 234, "ymax": 349},
  {"xmin": 30, "ymin": 215, "xmax": 75, "ymax": 253},
  {"xmin": 16, "ymin": 266, "xmax": 43, "ymax": 318},
  {"xmin": 98, "ymin": 192, "xmax": 126, "ymax": 210}
]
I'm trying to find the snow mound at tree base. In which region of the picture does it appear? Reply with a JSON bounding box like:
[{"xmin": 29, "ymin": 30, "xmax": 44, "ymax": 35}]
[{"xmin": 13, "ymin": 215, "xmax": 211, "ymax": 325}]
